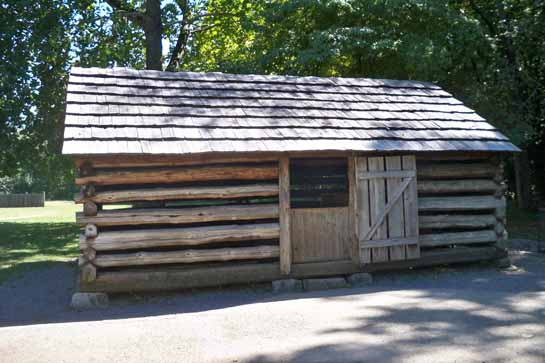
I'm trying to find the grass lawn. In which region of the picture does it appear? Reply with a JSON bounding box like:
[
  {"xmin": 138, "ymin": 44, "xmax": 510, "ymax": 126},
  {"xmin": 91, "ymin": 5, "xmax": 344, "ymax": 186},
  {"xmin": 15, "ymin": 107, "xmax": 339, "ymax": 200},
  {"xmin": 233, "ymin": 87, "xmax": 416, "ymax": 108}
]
[{"xmin": 0, "ymin": 201, "xmax": 81, "ymax": 283}]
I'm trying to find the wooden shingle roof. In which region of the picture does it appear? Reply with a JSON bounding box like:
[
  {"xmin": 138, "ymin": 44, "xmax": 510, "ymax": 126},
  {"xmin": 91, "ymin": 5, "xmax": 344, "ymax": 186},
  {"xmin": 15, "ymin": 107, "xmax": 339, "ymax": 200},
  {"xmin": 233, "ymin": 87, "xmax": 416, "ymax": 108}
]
[{"xmin": 62, "ymin": 67, "xmax": 519, "ymax": 155}]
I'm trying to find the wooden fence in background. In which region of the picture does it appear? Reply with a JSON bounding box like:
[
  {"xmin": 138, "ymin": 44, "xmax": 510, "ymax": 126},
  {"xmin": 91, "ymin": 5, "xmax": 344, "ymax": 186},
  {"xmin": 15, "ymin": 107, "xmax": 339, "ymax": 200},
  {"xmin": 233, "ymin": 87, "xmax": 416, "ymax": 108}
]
[{"xmin": 0, "ymin": 192, "xmax": 45, "ymax": 208}]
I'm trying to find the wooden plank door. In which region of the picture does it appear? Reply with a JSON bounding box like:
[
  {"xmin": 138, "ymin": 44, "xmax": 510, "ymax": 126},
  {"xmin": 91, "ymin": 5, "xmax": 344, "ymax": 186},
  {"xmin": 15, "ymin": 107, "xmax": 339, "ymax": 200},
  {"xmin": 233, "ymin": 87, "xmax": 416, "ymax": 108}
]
[
  {"xmin": 355, "ymin": 155, "xmax": 420, "ymax": 264},
  {"xmin": 291, "ymin": 207, "xmax": 351, "ymax": 263}
]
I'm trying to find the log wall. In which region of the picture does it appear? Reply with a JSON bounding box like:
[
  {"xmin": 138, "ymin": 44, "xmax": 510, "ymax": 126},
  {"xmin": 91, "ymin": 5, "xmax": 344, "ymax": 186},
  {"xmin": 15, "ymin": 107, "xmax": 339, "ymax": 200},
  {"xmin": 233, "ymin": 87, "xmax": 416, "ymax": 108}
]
[
  {"xmin": 416, "ymin": 154, "xmax": 506, "ymax": 251},
  {"xmin": 74, "ymin": 152, "xmax": 508, "ymax": 293},
  {"xmin": 75, "ymin": 156, "xmax": 281, "ymax": 290}
]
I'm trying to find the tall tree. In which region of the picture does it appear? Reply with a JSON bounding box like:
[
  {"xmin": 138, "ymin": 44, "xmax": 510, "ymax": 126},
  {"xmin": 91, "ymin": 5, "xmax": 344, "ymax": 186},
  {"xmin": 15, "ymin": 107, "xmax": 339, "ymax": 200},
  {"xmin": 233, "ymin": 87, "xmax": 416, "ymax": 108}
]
[
  {"xmin": 104, "ymin": 0, "xmax": 163, "ymax": 69},
  {"xmin": 0, "ymin": 0, "xmax": 73, "ymax": 185},
  {"xmin": 102, "ymin": 0, "xmax": 240, "ymax": 71}
]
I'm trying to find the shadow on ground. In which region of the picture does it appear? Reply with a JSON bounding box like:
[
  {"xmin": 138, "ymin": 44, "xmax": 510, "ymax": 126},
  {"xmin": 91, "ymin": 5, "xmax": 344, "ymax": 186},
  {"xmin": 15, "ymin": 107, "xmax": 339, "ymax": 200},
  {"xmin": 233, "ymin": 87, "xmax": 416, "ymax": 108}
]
[
  {"xmin": 244, "ymin": 251, "xmax": 545, "ymax": 362},
  {"xmin": 1, "ymin": 248, "xmax": 544, "ymax": 333}
]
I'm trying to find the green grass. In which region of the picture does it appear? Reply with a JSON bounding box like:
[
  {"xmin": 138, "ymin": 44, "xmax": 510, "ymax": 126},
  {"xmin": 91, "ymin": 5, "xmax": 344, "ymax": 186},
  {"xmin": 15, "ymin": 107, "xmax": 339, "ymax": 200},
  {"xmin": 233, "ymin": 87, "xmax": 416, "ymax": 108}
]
[{"xmin": 0, "ymin": 201, "xmax": 81, "ymax": 283}]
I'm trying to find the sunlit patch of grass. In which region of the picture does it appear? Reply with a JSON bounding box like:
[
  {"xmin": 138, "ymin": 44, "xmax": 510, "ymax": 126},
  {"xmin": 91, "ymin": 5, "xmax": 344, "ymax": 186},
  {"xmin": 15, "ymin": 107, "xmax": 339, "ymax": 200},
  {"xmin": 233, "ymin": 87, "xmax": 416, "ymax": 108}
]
[{"xmin": 0, "ymin": 201, "xmax": 80, "ymax": 283}]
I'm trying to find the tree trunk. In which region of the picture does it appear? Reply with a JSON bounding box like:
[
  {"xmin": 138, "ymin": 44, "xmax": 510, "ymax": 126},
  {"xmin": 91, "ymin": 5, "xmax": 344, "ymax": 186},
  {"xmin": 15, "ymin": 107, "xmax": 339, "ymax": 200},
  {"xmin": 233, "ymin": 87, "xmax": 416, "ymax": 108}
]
[
  {"xmin": 514, "ymin": 150, "xmax": 533, "ymax": 210},
  {"xmin": 143, "ymin": 0, "xmax": 163, "ymax": 70}
]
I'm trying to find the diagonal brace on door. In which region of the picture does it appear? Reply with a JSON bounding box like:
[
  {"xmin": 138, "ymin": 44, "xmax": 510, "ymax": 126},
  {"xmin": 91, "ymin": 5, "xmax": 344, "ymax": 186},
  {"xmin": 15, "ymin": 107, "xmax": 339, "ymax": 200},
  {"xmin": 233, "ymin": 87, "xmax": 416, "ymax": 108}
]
[{"xmin": 360, "ymin": 176, "xmax": 413, "ymax": 242}]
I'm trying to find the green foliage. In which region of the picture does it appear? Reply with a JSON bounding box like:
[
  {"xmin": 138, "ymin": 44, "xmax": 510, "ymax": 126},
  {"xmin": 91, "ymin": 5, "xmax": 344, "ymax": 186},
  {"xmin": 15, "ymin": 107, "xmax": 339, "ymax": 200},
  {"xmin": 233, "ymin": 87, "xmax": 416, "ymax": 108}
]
[
  {"xmin": 187, "ymin": 0, "xmax": 545, "ymax": 195},
  {"xmin": 1, "ymin": 0, "xmax": 544, "ymax": 199},
  {"xmin": 0, "ymin": 1, "xmax": 72, "ymax": 179}
]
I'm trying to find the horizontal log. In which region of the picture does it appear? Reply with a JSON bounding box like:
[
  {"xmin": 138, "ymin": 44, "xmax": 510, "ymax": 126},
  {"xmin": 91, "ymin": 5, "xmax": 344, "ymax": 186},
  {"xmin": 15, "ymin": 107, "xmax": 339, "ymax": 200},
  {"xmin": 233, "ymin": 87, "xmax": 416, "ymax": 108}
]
[
  {"xmin": 417, "ymin": 179, "xmax": 497, "ymax": 194},
  {"xmin": 94, "ymin": 245, "xmax": 280, "ymax": 267},
  {"xmin": 360, "ymin": 246, "xmax": 506, "ymax": 273},
  {"xmin": 83, "ymin": 201, "xmax": 98, "ymax": 216},
  {"xmin": 76, "ymin": 183, "xmax": 279, "ymax": 204},
  {"xmin": 418, "ymin": 163, "xmax": 495, "ymax": 179},
  {"xmin": 84, "ymin": 224, "xmax": 98, "ymax": 238},
  {"xmin": 360, "ymin": 237, "xmax": 418, "ymax": 249},
  {"xmin": 75, "ymin": 154, "xmax": 279, "ymax": 169},
  {"xmin": 77, "ymin": 204, "xmax": 279, "ymax": 226},
  {"xmin": 419, "ymin": 230, "xmax": 497, "ymax": 247},
  {"xmin": 419, "ymin": 214, "xmax": 496, "ymax": 229},
  {"xmin": 418, "ymin": 196, "xmax": 501, "ymax": 212},
  {"xmin": 80, "ymin": 247, "xmax": 507, "ymax": 293},
  {"xmin": 81, "ymin": 262, "xmax": 283, "ymax": 293},
  {"xmin": 83, "ymin": 223, "xmax": 280, "ymax": 251},
  {"xmin": 75, "ymin": 164, "xmax": 278, "ymax": 186},
  {"xmin": 416, "ymin": 153, "xmax": 495, "ymax": 162}
]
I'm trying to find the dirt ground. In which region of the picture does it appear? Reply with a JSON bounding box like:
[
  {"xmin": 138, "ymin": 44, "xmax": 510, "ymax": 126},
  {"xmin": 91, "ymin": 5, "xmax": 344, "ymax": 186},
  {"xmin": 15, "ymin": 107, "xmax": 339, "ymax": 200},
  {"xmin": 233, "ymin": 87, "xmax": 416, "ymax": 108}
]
[{"xmin": 1, "ymin": 243, "xmax": 544, "ymax": 363}]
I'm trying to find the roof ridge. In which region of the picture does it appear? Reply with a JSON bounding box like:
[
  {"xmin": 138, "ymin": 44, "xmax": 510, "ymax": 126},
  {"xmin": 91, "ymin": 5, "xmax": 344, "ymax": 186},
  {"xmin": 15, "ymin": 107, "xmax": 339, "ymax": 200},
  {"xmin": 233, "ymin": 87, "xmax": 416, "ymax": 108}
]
[{"xmin": 69, "ymin": 66, "xmax": 440, "ymax": 90}]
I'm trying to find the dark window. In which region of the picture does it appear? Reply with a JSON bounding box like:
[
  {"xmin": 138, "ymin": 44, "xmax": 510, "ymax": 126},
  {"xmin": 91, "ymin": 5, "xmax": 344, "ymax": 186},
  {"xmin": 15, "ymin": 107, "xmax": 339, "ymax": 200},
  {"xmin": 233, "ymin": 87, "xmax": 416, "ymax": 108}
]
[{"xmin": 289, "ymin": 158, "xmax": 349, "ymax": 208}]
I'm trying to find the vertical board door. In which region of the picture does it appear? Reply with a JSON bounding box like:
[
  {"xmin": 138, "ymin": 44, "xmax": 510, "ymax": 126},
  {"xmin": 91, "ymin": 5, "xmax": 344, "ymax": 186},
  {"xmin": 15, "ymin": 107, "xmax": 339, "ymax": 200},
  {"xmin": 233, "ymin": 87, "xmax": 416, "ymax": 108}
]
[
  {"xmin": 290, "ymin": 207, "xmax": 351, "ymax": 263},
  {"xmin": 355, "ymin": 155, "xmax": 420, "ymax": 264}
]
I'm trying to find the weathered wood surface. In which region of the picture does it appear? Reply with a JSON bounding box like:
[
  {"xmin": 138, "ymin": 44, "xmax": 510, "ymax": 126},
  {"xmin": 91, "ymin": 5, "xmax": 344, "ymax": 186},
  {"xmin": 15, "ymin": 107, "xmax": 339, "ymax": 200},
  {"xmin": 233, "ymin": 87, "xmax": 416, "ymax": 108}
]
[
  {"xmin": 368, "ymin": 157, "xmax": 388, "ymax": 262},
  {"xmin": 75, "ymin": 154, "xmax": 278, "ymax": 169},
  {"xmin": 82, "ymin": 247, "xmax": 96, "ymax": 261},
  {"xmin": 355, "ymin": 157, "xmax": 371, "ymax": 263},
  {"xmin": 419, "ymin": 214, "xmax": 496, "ymax": 229},
  {"xmin": 417, "ymin": 179, "xmax": 497, "ymax": 194},
  {"xmin": 357, "ymin": 170, "xmax": 415, "ymax": 179},
  {"xmin": 360, "ymin": 246, "xmax": 506, "ymax": 273},
  {"xmin": 291, "ymin": 207, "xmax": 350, "ymax": 263},
  {"xmin": 83, "ymin": 201, "xmax": 98, "ymax": 216},
  {"xmin": 80, "ymin": 247, "xmax": 506, "ymax": 293},
  {"xmin": 361, "ymin": 237, "xmax": 418, "ymax": 249},
  {"xmin": 75, "ymin": 164, "xmax": 278, "ymax": 186},
  {"xmin": 418, "ymin": 196, "xmax": 501, "ymax": 211},
  {"xmin": 417, "ymin": 163, "xmax": 495, "ymax": 179},
  {"xmin": 291, "ymin": 260, "xmax": 360, "ymax": 278},
  {"xmin": 347, "ymin": 157, "xmax": 359, "ymax": 264},
  {"xmin": 94, "ymin": 245, "xmax": 280, "ymax": 267},
  {"xmin": 81, "ymin": 262, "xmax": 282, "ymax": 293},
  {"xmin": 361, "ymin": 176, "xmax": 412, "ymax": 242},
  {"xmin": 385, "ymin": 156, "xmax": 406, "ymax": 260},
  {"xmin": 84, "ymin": 224, "xmax": 97, "ymax": 238},
  {"xmin": 82, "ymin": 223, "xmax": 280, "ymax": 251},
  {"xmin": 76, "ymin": 184, "xmax": 279, "ymax": 203},
  {"xmin": 416, "ymin": 153, "xmax": 495, "ymax": 161},
  {"xmin": 278, "ymin": 157, "xmax": 291, "ymax": 274},
  {"xmin": 80, "ymin": 263, "xmax": 97, "ymax": 283},
  {"xmin": 403, "ymin": 155, "xmax": 420, "ymax": 259},
  {"xmin": 356, "ymin": 155, "xmax": 419, "ymax": 264},
  {"xmin": 64, "ymin": 67, "xmax": 519, "ymax": 156},
  {"xmin": 77, "ymin": 204, "xmax": 279, "ymax": 226},
  {"xmin": 419, "ymin": 230, "xmax": 497, "ymax": 247}
]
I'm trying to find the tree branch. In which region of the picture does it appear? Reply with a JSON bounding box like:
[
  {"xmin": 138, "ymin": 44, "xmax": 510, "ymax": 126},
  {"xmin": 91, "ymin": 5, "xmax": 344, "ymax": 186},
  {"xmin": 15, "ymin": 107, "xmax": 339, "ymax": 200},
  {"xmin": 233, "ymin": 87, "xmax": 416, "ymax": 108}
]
[
  {"xmin": 467, "ymin": 0, "xmax": 497, "ymax": 36},
  {"xmin": 193, "ymin": 24, "xmax": 218, "ymax": 33},
  {"xmin": 104, "ymin": 0, "xmax": 147, "ymax": 28},
  {"xmin": 189, "ymin": 11, "xmax": 241, "ymax": 22},
  {"xmin": 166, "ymin": 0, "xmax": 190, "ymax": 71}
]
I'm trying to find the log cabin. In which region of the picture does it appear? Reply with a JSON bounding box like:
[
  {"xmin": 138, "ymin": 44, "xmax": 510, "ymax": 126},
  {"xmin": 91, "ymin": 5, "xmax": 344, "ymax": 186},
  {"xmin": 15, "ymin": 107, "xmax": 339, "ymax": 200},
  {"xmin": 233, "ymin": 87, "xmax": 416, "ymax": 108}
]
[{"xmin": 63, "ymin": 67, "xmax": 519, "ymax": 293}]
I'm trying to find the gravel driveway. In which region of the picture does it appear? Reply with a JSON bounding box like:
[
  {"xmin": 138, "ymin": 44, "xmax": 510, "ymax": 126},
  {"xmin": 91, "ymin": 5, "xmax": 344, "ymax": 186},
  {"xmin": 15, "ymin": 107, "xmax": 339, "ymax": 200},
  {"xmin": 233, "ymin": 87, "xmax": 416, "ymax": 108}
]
[{"xmin": 1, "ymin": 245, "xmax": 545, "ymax": 363}]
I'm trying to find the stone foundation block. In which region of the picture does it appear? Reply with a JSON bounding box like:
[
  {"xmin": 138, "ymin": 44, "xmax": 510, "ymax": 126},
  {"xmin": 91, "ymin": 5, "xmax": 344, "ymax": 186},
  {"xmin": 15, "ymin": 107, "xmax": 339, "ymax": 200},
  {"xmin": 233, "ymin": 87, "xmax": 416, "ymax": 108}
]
[
  {"xmin": 347, "ymin": 272, "xmax": 373, "ymax": 286},
  {"xmin": 303, "ymin": 277, "xmax": 349, "ymax": 291},
  {"xmin": 70, "ymin": 292, "xmax": 109, "ymax": 310},
  {"xmin": 272, "ymin": 279, "xmax": 303, "ymax": 293}
]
